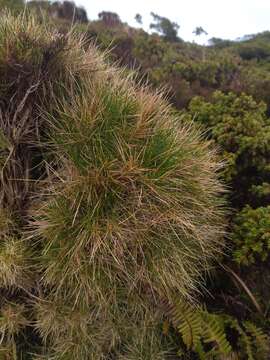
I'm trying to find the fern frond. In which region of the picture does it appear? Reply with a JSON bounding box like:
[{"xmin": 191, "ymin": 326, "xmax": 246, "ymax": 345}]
[
  {"xmin": 171, "ymin": 301, "xmax": 202, "ymax": 349},
  {"xmin": 169, "ymin": 300, "xmax": 232, "ymax": 358},
  {"xmin": 244, "ymin": 321, "xmax": 270, "ymax": 359},
  {"xmin": 169, "ymin": 300, "xmax": 269, "ymax": 360},
  {"xmin": 201, "ymin": 312, "xmax": 232, "ymax": 356},
  {"xmin": 228, "ymin": 319, "xmax": 254, "ymax": 360}
]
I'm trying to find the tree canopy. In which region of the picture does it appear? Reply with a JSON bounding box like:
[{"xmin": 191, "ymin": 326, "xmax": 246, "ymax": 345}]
[{"xmin": 150, "ymin": 12, "xmax": 180, "ymax": 42}]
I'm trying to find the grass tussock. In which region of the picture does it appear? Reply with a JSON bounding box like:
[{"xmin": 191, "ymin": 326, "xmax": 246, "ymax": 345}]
[{"xmin": 0, "ymin": 11, "xmax": 226, "ymax": 358}]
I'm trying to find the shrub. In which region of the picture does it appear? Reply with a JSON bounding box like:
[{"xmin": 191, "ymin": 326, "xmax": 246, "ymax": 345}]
[
  {"xmin": 0, "ymin": 13, "xmax": 226, "ymax": 358},
  {"xmin": 0, "ymin": 0, "xmax": 24, "ymax": 13},
  {"xmin": 188, "ymin": 91, "xmax": 270, "ymax": 207},
  {"xmin": 232, "ymin": 206, "xmax": 270, "ymax": 266}
]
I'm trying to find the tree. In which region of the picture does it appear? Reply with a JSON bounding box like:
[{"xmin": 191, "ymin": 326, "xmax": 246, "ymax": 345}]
[
  {"xmin": 193, "ymin": 26, "xmax": 208, "ymax": 36},
  {"xmin": 150, "ymin": 12, "xmax": 180, "ymax": 42},
  {"xmin": 28, "ymin": 1, "xmax": 88, "ymax": 22},
  {"xmin": 135, "ymin": 13, "xmax": 142, "ymax": 25},
  {"xmin": 98, "ymin": 11, "xmax": 122, "ymax": 27},
  {"xmin": 53, "ymin": 1, "xmax": 88, "ymax": 22}
]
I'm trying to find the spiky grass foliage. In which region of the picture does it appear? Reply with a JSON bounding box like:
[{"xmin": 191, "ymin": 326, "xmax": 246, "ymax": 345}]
[
  {"xmin": 0, "ymin": 12, "xmax": 226, "ymax": 358},
  {"xmin": 0, "ymin": 208, "xmax": 32, "ymax": 292},
  {"xmin": 0, "ymin": 302, "xmax": 29, "ymax": 359}
]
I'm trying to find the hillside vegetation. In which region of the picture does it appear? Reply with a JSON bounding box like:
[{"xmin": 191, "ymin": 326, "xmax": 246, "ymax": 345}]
[{"xmin": 1, "ymin": 1, "xmax": 270, "ymax": 359}]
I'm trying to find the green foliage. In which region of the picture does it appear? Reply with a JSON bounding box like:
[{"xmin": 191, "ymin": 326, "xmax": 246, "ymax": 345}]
[
  {"xmin": 232, "ymin": 205, "xmax": 270, "ymax": 265},
  {"xmin": 0, "ymin": 0, "xmax": 24, "ymax": 13},
  {"xmin": 169, "ymin": 300, "xmax": 231, "ymax": 358},
  {"xmin": 188, "ymin": 91, "xmax": 270, "ymax": 207},
  {"xmin": 234, "ymin": 33, "xmax": 270, "ymax": 60},
  {"xmin": 227, "ymin": 318, "xmax": 270, "ymax": 360},
  {"xmin": 243, "ymin": 321, "xmax": 270, "ymax": 358},
  {"xmin": 129, "ymin": 32, "xmax": 241, "ymax": 108},
  {"xmin": 187, "ymin": 89, "xmax": 270, "ymax": 359},
  {"xmin": 208, "ymin": 37, "xmax": 235, "ymax": 48},
  {"xmin": 167, "ymin": 300, "xmax": 269, "ymax": 359}
]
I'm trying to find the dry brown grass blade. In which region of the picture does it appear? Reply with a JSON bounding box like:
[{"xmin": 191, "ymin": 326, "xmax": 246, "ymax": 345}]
[{"xmin": 223, "ymin": 264, "xmax": 263, "ymax": 316}]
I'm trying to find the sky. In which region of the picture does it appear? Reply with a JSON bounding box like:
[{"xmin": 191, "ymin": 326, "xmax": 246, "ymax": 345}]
[{"xmin": 74, "ymin": 0, "xmax": 270, "ymax": 43}]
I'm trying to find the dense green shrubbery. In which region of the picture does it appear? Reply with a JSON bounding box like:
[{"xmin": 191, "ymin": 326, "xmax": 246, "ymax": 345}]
[
  {"xmin": 184, "ymin": 90, "xmax": 270, "ymax": 358},
  {"xmin": 0, "ymin": 0, "xmax": 24, "ymax": 13},
  {"xmin": 188, "ymin": 91, "xmax": 270, "ymax": 207},
  {"xmin": 232, "ymin": 206, "xmax": 270, "ymax": 265}
]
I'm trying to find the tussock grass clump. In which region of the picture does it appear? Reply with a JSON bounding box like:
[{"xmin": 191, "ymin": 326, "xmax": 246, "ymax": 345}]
[{"xmin": 0, "ymin": 12, "xmax": 226, "ymax": 358}]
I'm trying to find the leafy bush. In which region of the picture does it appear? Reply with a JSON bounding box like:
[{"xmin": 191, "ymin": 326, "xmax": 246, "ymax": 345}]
[
  {"xmin": 0, "ymin": 0, "xmax": 24, "ymax": 13},
  {"xmin": 232, "ymin": 206, "xmax": 270, "ymax": 265},
  {"xmin": 187, "ymin": 90, "xmax": 270, "ymax": 349},
  {"xmin": 188, "ymin": 91, "xmax": 270, "ymax": 207}
]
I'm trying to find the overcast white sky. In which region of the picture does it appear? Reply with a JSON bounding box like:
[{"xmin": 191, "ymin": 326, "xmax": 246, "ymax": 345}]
[{"xmin": 75, "ymin": 0, "xmax": 270, "ymax": 43}]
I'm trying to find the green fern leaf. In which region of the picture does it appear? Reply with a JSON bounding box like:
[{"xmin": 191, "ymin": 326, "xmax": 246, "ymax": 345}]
[
  {"xmin": 244, "ymin": 321, "xmax": 270, "ymax": 359},
  {"xmin": 201, "ymin": 312, "xmax": 232, "ymax": 355}
]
